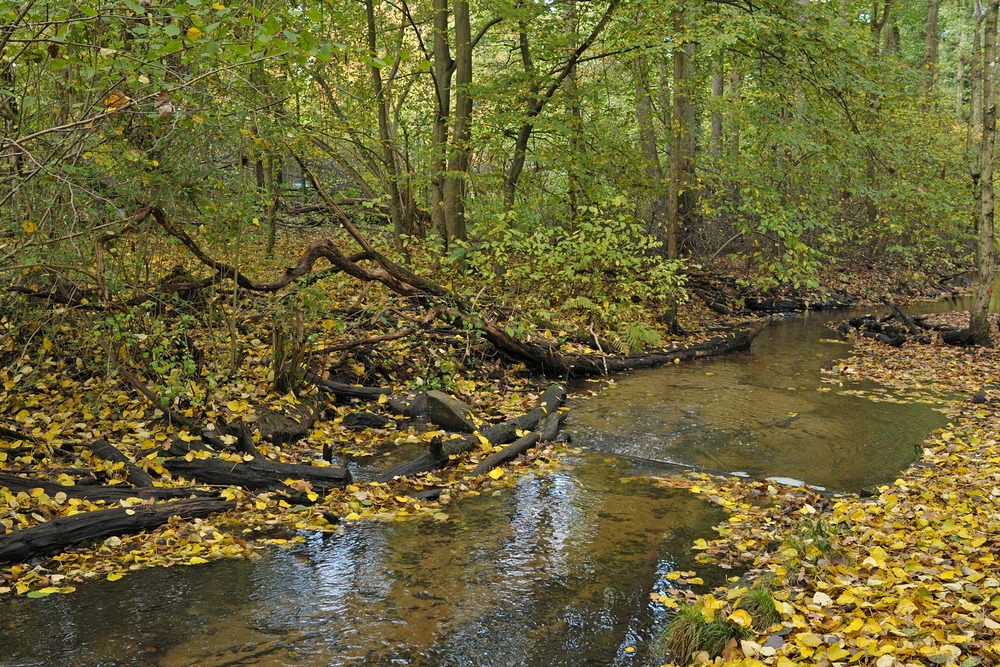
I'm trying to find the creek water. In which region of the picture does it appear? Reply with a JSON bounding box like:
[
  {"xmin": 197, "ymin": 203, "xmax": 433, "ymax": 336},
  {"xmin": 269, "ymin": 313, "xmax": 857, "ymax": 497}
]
[{"xmin": 0, "ymin": 302, "xmax": 961, "ymax": 667}]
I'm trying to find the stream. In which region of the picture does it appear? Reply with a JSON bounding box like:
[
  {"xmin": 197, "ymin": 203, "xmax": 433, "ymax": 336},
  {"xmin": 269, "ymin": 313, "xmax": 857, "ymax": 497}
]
[{"xmin": 0, "ymin": 302, "xmax": 963, "ymax": 666}]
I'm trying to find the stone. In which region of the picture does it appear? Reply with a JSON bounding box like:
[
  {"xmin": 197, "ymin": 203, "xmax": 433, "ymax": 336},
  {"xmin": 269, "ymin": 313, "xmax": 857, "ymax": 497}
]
[
  {"xmin": 425, "ymin": 391, "xmax": 476, "ymax": 433},
  {"xmin": 256, "ymin": 400, "xmax": 319, "ymax": 446},
  {"xmin": 342, "ymin": 411, "xmax": 392, "ymax": 431},
  {"xmin": 387, "ymin": 392, "xmax": 430, "ymax": 420}
]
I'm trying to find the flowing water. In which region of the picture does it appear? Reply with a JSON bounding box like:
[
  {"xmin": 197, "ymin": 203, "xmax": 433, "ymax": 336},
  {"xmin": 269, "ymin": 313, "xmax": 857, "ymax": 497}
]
[{"xmin": 0, "ymin": 302, "xmax": 961, "ymax": 666}]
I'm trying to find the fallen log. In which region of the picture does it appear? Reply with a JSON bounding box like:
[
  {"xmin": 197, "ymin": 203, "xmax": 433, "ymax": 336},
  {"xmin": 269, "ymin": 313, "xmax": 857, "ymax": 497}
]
[
  {"xmin": 468, "ymin": 410, "xmax": 567, "ymax": 478},
  {"xmin": 86, "ymin": 439, "xmax": 154, "ymax": 487},
  {"xmin": 377, "ymin": 384, "xmax": 567, "ymax": 482},
  {"xmin": 163, "ymin": 456, "xmax": 350, "ymax": 492},
  {"xmin": 553, "ymin": 326, "xmax": 764, "ymax": 376},
  {"xmin": 0, "ymin": 473, "xmax": 216, "ymax": 503},
  {"xmin": 0, "ymin": 497, "xmax": 234, "ymax": 563},
  {"xmin": 304, "ymin": 370, "xmax": 391, "ymax": 401},
  {"xmin": 886, "ymin": 302, "xmax": 923, "ymax": 336}
]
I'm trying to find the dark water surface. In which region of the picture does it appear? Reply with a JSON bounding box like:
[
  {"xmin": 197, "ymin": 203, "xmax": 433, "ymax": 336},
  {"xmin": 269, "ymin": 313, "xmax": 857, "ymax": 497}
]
[{"xmin": 0, "ymin": 303, "xmax": 957, "ymax": 667}]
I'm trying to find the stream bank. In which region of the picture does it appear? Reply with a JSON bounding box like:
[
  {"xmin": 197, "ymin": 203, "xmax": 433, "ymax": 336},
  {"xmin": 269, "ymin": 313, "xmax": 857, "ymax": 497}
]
[{"xmin": 0, "ymin": 303, "xmax": 962, "ymax": 666}]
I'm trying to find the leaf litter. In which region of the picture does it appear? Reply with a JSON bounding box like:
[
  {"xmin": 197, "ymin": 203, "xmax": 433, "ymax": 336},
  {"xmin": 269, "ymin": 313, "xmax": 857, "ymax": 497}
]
[{"xmin": 652, "ymin": 313, "xmax": 1000, "ymax": 666}]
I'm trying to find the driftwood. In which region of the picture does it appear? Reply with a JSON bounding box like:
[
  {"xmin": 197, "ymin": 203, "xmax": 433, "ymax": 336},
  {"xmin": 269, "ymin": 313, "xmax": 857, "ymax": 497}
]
[
  {"xmin": 834, "ymin": 306, "xmax": 972, "ymax": 347},
  {"xmin": 468, "ymin": 409, "xmax": 566, "ymax": 478},
  {"xmin": 0, "ymin": 473, "xmax": 216, "ymax": 503},
  {"xmin": 86, "ymin": 439, "xmax": 154, "ymax": 487},
  {"xmin": 0, "ymin": 497, "xmax": 234, "ymax": 563},
  {"xmin": 163, "ymin": 455, "xmax": 350, "ymax": 493},
  {"xmin": 304, "ymin": 370, "xmax": 391, "ymax": 401},
  {"xmin": 377, "ymin": 384, "xmax": 567, "ymax": 482}
]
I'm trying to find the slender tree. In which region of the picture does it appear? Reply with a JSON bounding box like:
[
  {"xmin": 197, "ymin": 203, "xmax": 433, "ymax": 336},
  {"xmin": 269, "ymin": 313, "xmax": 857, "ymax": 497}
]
[{"xmin": 970, "ymin": 0, "xmax": 998, "ymax": 346}]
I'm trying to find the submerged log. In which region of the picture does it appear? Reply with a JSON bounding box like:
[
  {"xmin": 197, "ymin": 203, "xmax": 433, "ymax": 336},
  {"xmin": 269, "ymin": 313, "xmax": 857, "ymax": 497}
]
[
  {"xmin": 0, "ymin": 497, "xmax": 234, "ymax": 563},
  {"xmin": 163, "ymin": 456, "xmax": 350, "ymax": 492}
]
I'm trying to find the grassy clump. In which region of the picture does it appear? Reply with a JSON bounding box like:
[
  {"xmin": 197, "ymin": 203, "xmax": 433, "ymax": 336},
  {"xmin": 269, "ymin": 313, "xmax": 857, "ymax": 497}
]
[
  {"xmin": 736, "ymin": 585, "xmax": 782, "ymax": 631},
  {"xmin": 655, "ymin": 604, "xmax": 752, "ymax": 665}
]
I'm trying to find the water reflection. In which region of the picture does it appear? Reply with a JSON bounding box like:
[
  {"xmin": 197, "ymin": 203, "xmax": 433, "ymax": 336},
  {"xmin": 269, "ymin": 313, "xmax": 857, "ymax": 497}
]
[
  {"xmin": 569, "ymin": 310, "xmax": 950, "ymax": 491},
  {"xmin": 0, "ymin": 454, "xmax": 724, "ymax": 667}
]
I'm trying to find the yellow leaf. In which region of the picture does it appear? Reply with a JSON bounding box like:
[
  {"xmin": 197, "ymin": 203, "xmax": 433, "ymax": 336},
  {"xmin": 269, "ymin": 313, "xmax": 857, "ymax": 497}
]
[
  {"xmin": 212, "ymin": 1, "xmax": 225, "ymax": 8},
  {"xmin": 107, "ymin": 572, "xmax": 124, "ymax": 582},
  {"xmin": 188, "ymin": 556, "xmax": 208, "ymax": 565},
  {"xmin": 728, "ymin": 609, "xmax": 753, "ymax": 627},
  {"xmin": 187, "ymin": 26, "xmax": 203, "ymax": 40},
  {"xmin": 344, "ymin": 512, "xmax": 362, "ymax": 521},
  {"xmin": 488, "ymin": 468, "xmax": 504, "ymax": 479},
  {"xmin": 844, "ymin": 618, "xmax": 865, "ymax": 635},
  {"xmin": 827, "ymin": 645, "xmax": 850, "ymax": 661},
  {"xmin": 21, "ymin": 220, "xmax": 36, "ymax": 234},
  {"xmin": 797, "ymin": 633, "xmax": 823, "ymax": 648}
]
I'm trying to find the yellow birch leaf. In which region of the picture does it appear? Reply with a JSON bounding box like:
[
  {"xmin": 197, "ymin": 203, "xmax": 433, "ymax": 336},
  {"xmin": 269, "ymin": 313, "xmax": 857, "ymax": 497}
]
[{"xmin": 488, "ymin": 468, "xmax": 504, "ymax": 480}]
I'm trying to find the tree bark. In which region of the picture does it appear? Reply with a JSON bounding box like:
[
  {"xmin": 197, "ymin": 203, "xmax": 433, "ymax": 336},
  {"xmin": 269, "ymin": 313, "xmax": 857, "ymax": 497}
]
[
  {"xmin": 710, "ymin": 54, "xmax": 724, "ymax": 155},
  {"xmin": 377, "ymin": 384, "xmax": 566, "ymax": 481},
  {"xmin": 920, "ymin": 0, "xmax": 941, "ymax": 106},
  {"xmin": 0, "ymin": 473, "xmax": 217, "ymax": 503},
  {"xmin": 634, "ymin": 55, "xmax": 668, "ymax": 237},
  {"xmin": 163, "ymin": 456, "xmax": 351, "ymax": 493},
  {"xmin": 443, "ymin": 0, "xmax": 472, "ymax": 245},
  {"xmin": 502, "ymin": 0, "xmax": 620, "ymax": 209},
  {"xmin": 430, "ymin": 0, "xmax": 454, "ymax": 247},
  {"xmin": 0, "ymin": 498, "xmax": 234, "ymax": 564},
  {"xmin": 667, "ymin": 7, "xmax": 697, "ymax": 259},
  {"xmin": 365, "ymin": 0, "xmax": 409, "ymax": 255},
  {"xmin": 970, "ymin": 0, "xmax": 998, "ymax": 346}
]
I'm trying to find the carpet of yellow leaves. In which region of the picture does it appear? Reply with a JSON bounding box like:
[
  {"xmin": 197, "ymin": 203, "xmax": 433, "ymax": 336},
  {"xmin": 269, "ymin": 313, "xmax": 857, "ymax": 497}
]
[{"xmin": 654, "ymin": 323, "xmax": 1000, "ymax": 667}]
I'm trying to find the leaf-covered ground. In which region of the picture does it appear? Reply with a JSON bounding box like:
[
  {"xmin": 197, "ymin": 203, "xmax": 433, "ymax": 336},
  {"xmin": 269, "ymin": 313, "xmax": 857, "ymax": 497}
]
[{"xmin": 651, "ymin": 311, "xmax": 1000, "ymax": 666}]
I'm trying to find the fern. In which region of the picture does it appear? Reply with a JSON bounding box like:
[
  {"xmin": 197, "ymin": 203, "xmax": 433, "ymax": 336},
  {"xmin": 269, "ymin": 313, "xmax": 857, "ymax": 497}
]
[
  {"xmin": 561, "ymin": 296, "xmax": 597, "ymax": 311},
  {"xmin": 621, "ymin": 321, "xmax": 662, "ymax": 353}
]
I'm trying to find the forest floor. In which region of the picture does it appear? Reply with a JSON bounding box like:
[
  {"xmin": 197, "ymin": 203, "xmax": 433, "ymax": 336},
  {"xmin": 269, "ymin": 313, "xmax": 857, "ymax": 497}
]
[{"xmin": 652, "ymin": 309, "xmax": 1000, "ymax": 667}]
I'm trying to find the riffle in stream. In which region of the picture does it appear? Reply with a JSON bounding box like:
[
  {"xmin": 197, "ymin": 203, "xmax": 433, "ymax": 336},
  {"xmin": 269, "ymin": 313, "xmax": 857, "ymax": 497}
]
[{"xmin": 0, "ymin": 304, "xmax": 958, "ymax": 666}]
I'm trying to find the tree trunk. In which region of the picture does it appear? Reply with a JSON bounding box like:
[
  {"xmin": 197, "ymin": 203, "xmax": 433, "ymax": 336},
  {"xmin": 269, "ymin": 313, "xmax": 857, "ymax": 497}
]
[
  {"xmin": 710, "ymin": 54, "xmax": 724, "ymax": 156},
  {"xmin": 634, "ymin": 55, "xmax": 668, "ymax": 238},
  {"xmin": 0, "ymin": 498, "xmax": 234, "ymax": 564},
  {"xmin": 264, "ymin": 154, "xmax": 278, "ymax": 258},
  {"xmin": 667, "ymin": 7, "xmax": 697, "ymax": 259},
  {"xmin": 430, "ymin": 0, "xmax": 453, "ymax": 248},
  {"xmin": 502, "ymin": 0, "xmax": 620, "ymax": 210},
  {"xmin": 970, "ymin": 0, "xmax": 998, "ymax": 346},
  {"xmin": 366, "ymin": 0, "xmax": 409, "ymax": 256},
  {"xmin": 443, "ymin": 0, "xmax": 471, "ymax": 245},
  {"xmin": 920, "ymin": 0, "xmax": 941, "ymax": 107}
]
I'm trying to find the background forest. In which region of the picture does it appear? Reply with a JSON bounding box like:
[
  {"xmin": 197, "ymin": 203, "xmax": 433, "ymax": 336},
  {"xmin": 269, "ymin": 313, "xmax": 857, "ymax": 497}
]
[{"xmin": 0, "ymin": 0, "xmax": 990, "ymax": 395}]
